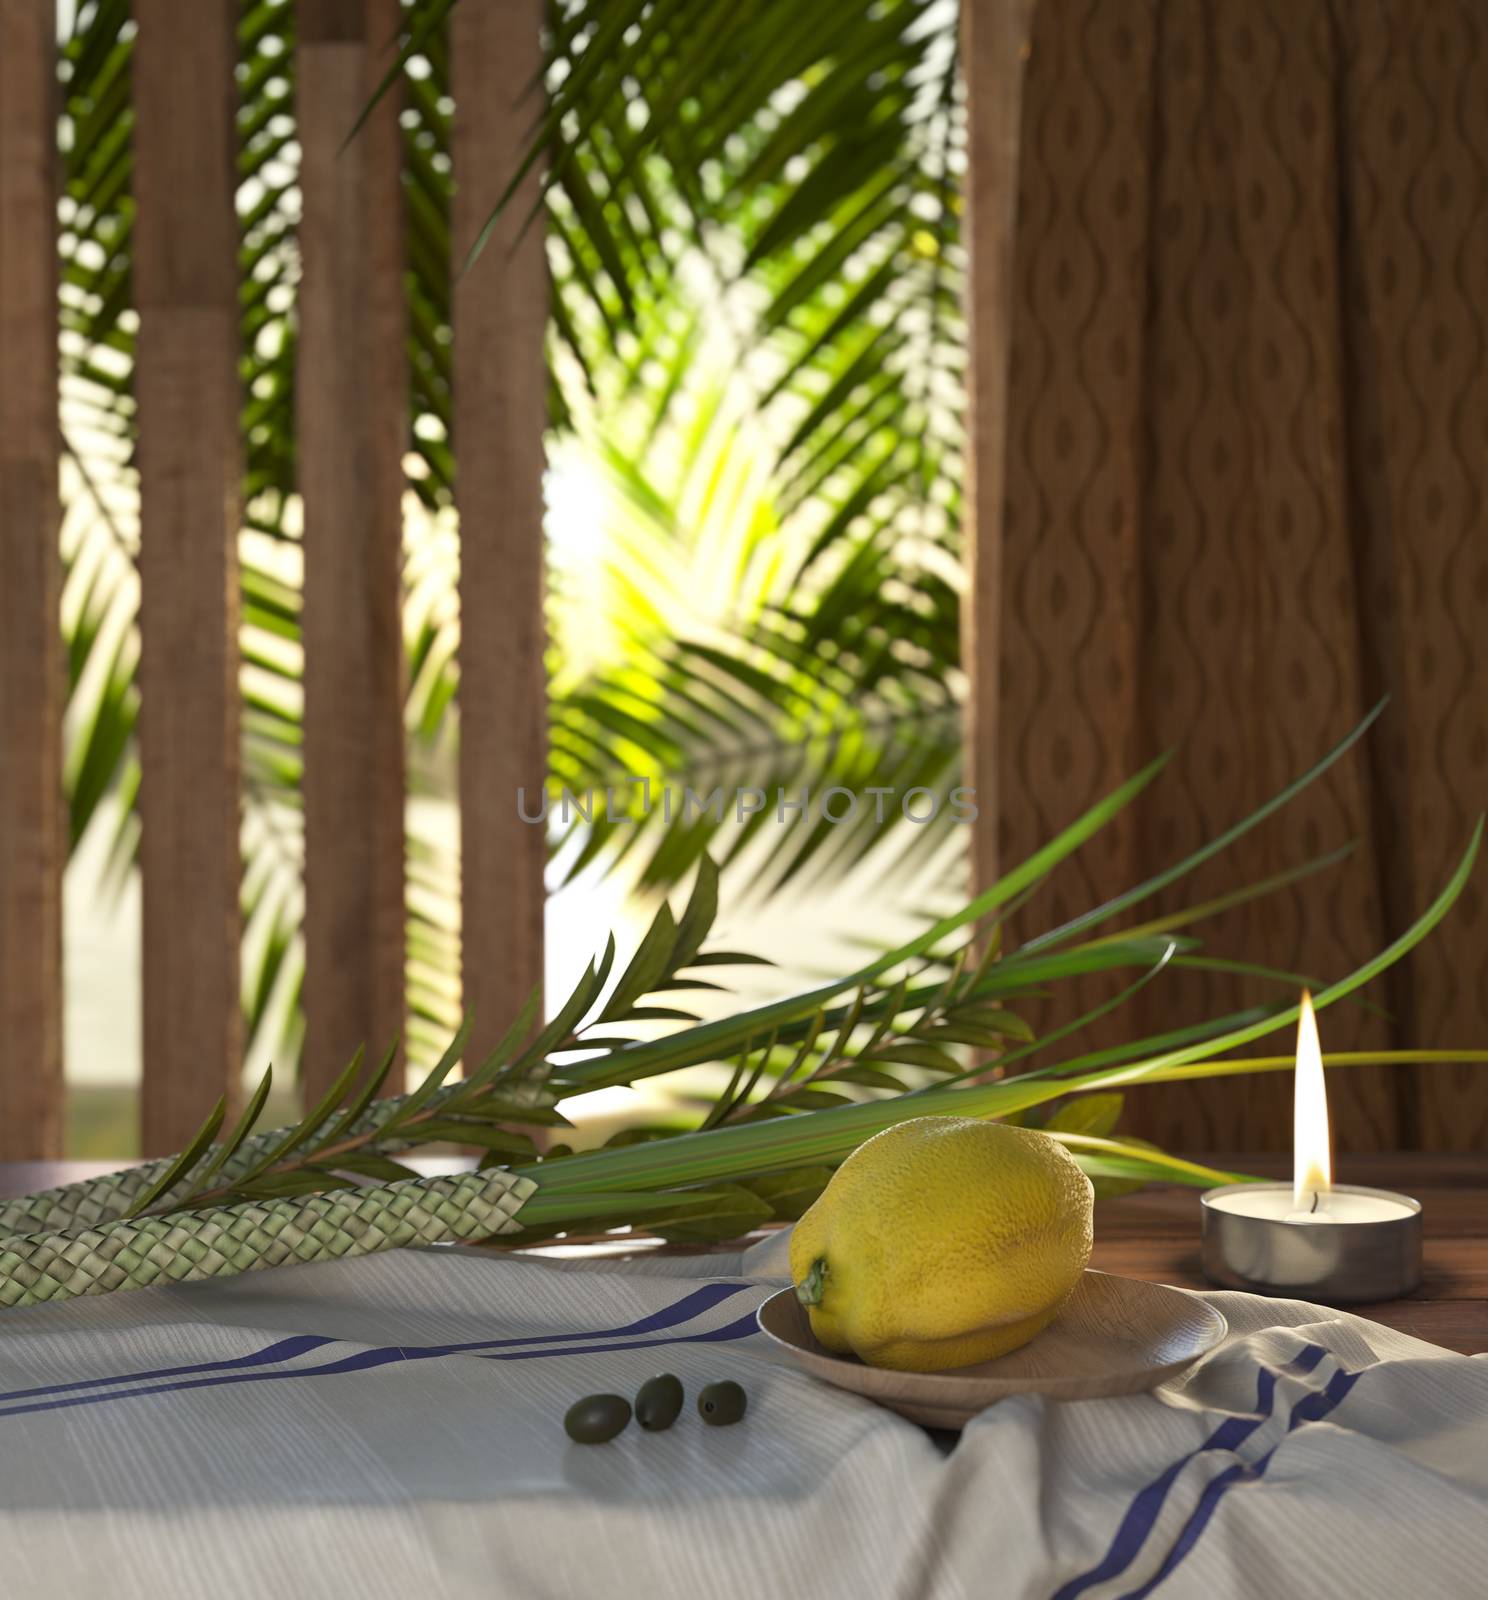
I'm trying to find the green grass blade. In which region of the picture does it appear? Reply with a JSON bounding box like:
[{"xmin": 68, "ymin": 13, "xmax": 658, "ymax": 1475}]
[
  {"xmin": 672, "ymin": 853, "xmax": 719, "ymax": 970},
  {"xmin": 514, "ymin": 818, "xmax": 1480, "ymax": 1201},
  {"xmin": 1099, "ymin": 1048, "xmax": 1488, "ymax": 1086},
  {"xmin": 124, "ymin": 1097, "xmax": 227, "ymax": 1218},
  {"xmin": 558, "ymin": 755, "xmax": 1169, "ymax": 1090},
  {"xmin": 317, "ymin": 1040, "xmax": 400, "ymax": 1149},
  {"xmin": 381, "ymin": 1016, "xmax": 473, "ymax": 1133},
  {"xmin": 1171, "ymin": 954, "xmax": 1391, "ymax": 1019},
  {"xmin": 1017, "ymin": 1007, "xmax": 1281, "ymax": 1082},
  {"xmin": 233, "ymin": 1045, "xmax": 369, "ymax": 1185},
  {"xmin": 185, "ymin": 1066, "xmax": 275, "ymax": 1200},
  {"xmin": 464, "ymin": 988, "xmax": 543, "ymax": 1092},
  {"xmin": 1083, "ymin": 841, "xmax": 1357, "ymax": 947},
  {"xmin": 981, "ymin": 937, "xmax": 1197, "ymax": 991},
  {"xmin": 342, "ymin": 0, "xmax": 459, "ymax": 150},
  {"xmin": 1047, "ymin": 1134, "xmax": 1252, "ymax": 1188},
  {"xmin": 1019, "ymin": 701, "xmax": 1386, "ymax": 956},
  {"xmin": 1022, "ymin": 818, "xmax": 1483, "ymax": 1101},
  {"xmin": 929, "ymin": 940, "xmax": 1181, "ymax": 1091},
  {"xmin": 596, "ymin": 902, "xmax": 679, "ymax": 1023}
]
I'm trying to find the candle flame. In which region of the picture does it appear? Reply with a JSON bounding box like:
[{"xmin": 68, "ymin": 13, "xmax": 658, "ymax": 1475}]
[{"xmin": 1292, "ymin": 989, "xmax": 1332, "ymax": 1210}]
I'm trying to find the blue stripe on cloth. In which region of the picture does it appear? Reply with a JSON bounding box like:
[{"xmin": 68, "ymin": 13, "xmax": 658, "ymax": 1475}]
[
  {"xmin": 0, "ymin": 1280, "xmax": 752, "ymax": 1405},
  {"xmin": 0, "ymin": 1334, "xmax": 339, "ymax": 1405},
  {"xmin": 0, "ymin": 1297, "xmax": 763, "ymax": 1421},
  {"xmin": 1051, "ymin": 1342, "xmax": 1334, "ymax": 1600},
  {"xmin": 1114, "ymin": 1356, "xmax": 1361, "ymax": 1600}
]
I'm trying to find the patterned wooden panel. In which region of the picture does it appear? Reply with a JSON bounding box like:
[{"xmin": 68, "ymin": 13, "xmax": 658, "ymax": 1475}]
[
  {"xmin": 996, "ymin": 0, "xmax": 1153, "ymax": 978},
  {"xmin": 0, "ymin": 0, "xmax": 63, "ymax": 1158},
  {"xmin": 993, "ymin": 0, "xmax": 1488, "ymax": 1152},
  {"xmin": 1338, "ymin": 1, "xmax": 1488, "ymax": 1148}
]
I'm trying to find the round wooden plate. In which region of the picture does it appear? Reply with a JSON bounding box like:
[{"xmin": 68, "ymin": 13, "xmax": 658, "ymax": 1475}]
[{"xmin": 755, "ymin": 1269, "xmax": 1228, "ymax": 1428}]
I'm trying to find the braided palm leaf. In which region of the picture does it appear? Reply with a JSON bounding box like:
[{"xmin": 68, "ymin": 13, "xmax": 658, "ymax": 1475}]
[
  {"xmin": 0, "ymin": 1167, "xmax": 534, "ymax": 1310},
  {"xmin": 0, "ymin": 1083, "xmax": 455, "ymax": 1240}
]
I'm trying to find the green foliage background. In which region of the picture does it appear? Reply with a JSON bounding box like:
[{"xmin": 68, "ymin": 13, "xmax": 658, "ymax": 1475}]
[{"xmin": 58, "ymin": 0, "xmax": 969, "ymax": 1080}]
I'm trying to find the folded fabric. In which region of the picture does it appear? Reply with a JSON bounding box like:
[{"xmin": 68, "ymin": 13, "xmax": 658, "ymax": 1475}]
[{"xmin": 0, "ymin": 1230, "xmax": 1481, "ymax": 1599}]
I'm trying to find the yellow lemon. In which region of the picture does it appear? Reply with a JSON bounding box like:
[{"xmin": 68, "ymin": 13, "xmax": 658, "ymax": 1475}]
[{"xmin": 789, "ymin": 1115, "xmax": 1093, "ymax": 1372}]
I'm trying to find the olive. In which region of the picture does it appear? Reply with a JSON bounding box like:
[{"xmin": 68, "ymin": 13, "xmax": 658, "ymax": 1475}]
[
  {"xmin": 635, "ymin": 1373, "xmax": 684, "ymax": 1432},
  {"xmin": 697, "ymin": 1379, "xmax": 748, "ymax": 1427},
  {"xmin": 563, "ymin": 1392, "xmax": 632, "ymax": 1444}
]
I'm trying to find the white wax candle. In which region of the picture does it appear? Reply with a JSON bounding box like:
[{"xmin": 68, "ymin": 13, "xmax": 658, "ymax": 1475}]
[{"xmin": 1206, "ymin": 1184, "xmax": 1416, "ymax": 1224}]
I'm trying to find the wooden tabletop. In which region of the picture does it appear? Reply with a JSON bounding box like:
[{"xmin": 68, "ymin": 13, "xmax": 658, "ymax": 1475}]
[{"xmin": 3, "ymin": 1155, "xmax": 1484, "ymax": 1355}]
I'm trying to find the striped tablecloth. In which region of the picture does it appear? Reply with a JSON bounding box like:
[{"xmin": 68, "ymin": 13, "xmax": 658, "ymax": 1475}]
[{"xmin": 0, "ymin": 1228, "xmax": 1483, "ymax": 1599}]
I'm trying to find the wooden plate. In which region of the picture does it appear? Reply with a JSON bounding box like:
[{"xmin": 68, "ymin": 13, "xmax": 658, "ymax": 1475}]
[{"xmin": 755, "ymin": 1270, "xmax": 1228, "ymax": 1428}]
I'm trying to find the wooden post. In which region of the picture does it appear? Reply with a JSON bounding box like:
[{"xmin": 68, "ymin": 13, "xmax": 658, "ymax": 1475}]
[
  {"xmin": 961, "ymin": 0, "xmax": 1034, "ymax": 899},
  {"xmin": 0, "ymin": 0, "xmax": 64, "ymax": 1158},
  {"xmin": 133, "ymin": 2, "xmax": 243, "ymax": 1153},
  {"xmin": 452, "ymin": 0, "xmax": 548, "ymax": 1056},
  {"xmin": 297, "ymin": 0, "xmax": 408, "ymax": 1103}
]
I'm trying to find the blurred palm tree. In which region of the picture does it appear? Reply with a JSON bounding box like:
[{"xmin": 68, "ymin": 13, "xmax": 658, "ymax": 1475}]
[{"xmin": 57, "ymin": 0, "xmax": 964, "ymax": 1070}]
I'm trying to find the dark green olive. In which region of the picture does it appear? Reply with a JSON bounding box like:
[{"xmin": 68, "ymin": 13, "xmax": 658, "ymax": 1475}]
[
  {"xmin": 564, "ymin": 1393, "xmax": 632, "ymax": 1444},
  {"xmin": 635, "ymin": 1373, "xmax": 684, "ymax": 1432},
  {"xmin": 697, "ymin": 1380, "xmax": 747, "ymax": 1426}
]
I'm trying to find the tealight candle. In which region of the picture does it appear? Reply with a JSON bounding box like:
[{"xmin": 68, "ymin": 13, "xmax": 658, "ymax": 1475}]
[{"xmin": 1200, "ymin": 991, "xmax": 1423, "ymax": 1302}]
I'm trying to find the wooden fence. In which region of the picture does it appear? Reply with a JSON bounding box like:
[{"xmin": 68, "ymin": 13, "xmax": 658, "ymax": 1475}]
[
  {"xmin": 2, "ymin": 0, "xmax": 1484, "ymax": 1161},
  {"xmin": 0, "ymin": 0, "xmax": 546, "ymax": 1157}
]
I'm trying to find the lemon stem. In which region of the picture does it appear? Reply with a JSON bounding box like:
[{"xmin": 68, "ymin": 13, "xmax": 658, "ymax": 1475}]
[{"xmin": 795, "ymin": 1257, "xmax": 828, "ymax": 1307}]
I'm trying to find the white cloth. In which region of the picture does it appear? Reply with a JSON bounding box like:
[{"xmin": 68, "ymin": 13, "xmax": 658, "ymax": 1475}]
[{"xmin": 0, "ymin": 1230, "xmax": 1483, "ymax": 1599}]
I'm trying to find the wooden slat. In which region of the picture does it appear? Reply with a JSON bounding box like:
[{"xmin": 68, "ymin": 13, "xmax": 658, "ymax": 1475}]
[
  {"xmin": 0, "ymin": 0, "xmax": 63, "ymax": 1159},
  {"xmin": 133, "ymin": 3, "xmax": 242, "ymax": 1155},
  {"xmin": 451, "ymin": 0, "xmax": 548, "ymax": 1059},
  {"xmin": 960, "ymin": 0, "xmax": 1035, "ymax": 902},
  {"xmin": 297, "ymin": 0, "xmax": 408, "ymax": 1103}
]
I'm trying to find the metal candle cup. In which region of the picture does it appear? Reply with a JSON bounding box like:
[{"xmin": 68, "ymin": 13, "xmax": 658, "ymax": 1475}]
[
  {"xmin": 1200, "ymin": 1183, "xmax": 1422, "ymax": 1302},
  {"xmin": 1199, "ymin": 990, "xmax": 1423, "ymax": 1303}
]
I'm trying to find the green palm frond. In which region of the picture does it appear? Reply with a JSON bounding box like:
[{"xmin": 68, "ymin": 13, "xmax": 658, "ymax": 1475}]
[{"xmin": 77, "ymin": 739, "xmax": 1482, "ymax": 1256}]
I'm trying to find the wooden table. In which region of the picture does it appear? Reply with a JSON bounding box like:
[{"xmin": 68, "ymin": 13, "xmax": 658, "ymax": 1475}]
[
  {"xmin": 1092, "ymin": 1153, "xmax": 1488, "ymax": 1355},
  {"xmin": 2, "ymin": 1156, "xmax": 1484, "ymax": 1355}
]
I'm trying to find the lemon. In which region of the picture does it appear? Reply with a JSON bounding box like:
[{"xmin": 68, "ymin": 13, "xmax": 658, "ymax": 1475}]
[{"xmin": 789, "ymin": 1115, "xmax": 1093, "ymax": 1372}]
